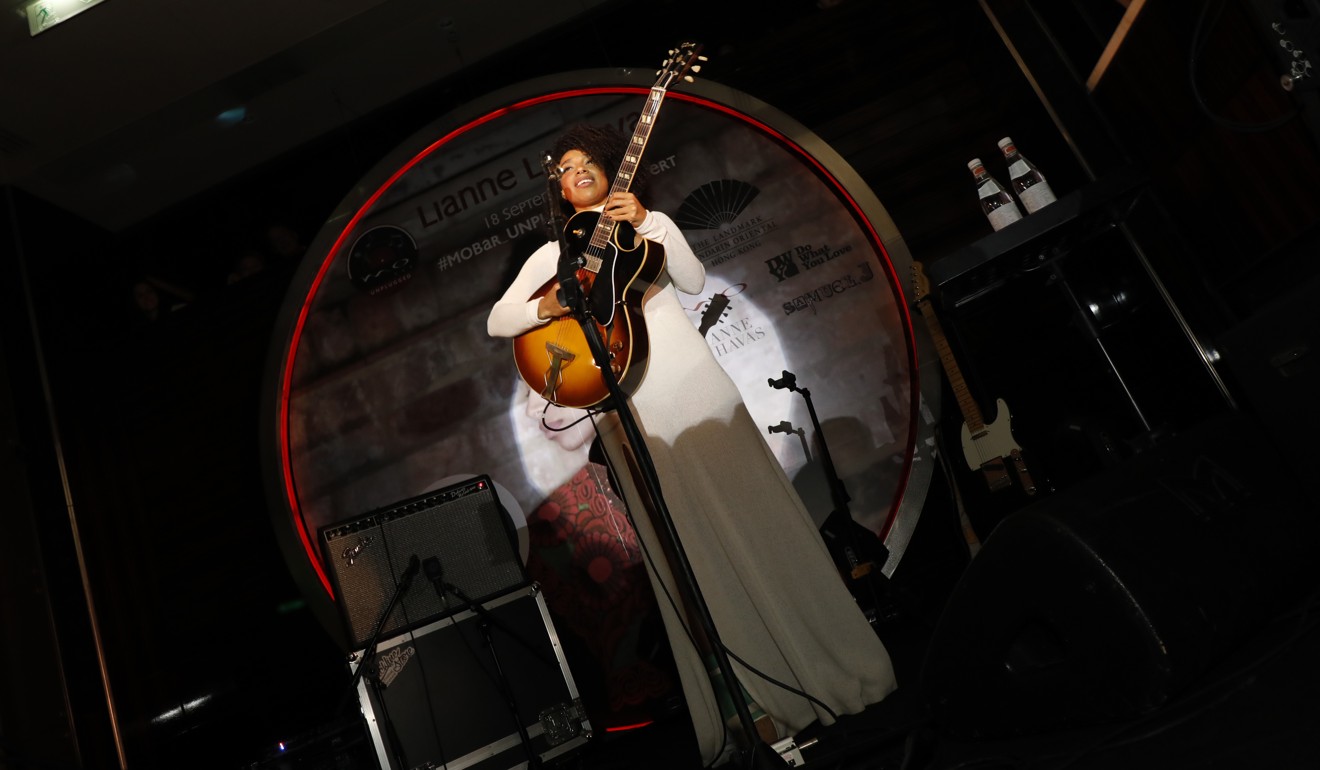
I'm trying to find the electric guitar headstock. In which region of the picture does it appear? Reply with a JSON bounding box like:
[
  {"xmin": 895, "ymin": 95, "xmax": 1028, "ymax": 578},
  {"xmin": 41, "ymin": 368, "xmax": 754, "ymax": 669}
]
[{"xmin": 654, "ymin": 41, "xmax": 707, "ymax": 91}]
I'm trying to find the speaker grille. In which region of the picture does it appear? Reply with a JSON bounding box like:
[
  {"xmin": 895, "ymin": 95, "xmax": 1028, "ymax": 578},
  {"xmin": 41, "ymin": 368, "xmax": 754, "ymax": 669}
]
[{"xmin": 320, "ymin": 476, "xmax": 526, "ymax": 649}]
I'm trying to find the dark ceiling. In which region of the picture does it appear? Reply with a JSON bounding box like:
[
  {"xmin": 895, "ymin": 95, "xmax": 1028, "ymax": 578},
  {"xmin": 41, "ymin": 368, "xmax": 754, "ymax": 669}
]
[{"xmin": 0, "ymin": 0, "xmax": 621, "ymax": 232}]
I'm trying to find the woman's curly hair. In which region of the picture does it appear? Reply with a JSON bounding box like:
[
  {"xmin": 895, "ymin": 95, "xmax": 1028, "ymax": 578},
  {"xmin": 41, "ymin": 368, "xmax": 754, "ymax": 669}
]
[{"xmin": 551, "ymin": 122, "xmax": 652, "ymax": 203}]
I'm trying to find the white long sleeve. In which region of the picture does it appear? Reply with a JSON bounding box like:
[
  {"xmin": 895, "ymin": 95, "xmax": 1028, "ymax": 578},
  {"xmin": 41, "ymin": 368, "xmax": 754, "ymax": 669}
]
[
  {"xmin": 486, "ymin": 211, "xmax": 702, "ymax": 338},
  {"xmin": 487, "ymin": 241, "xmax": 558, "ymax": 338},
  {"xmin": 635, "ymin": 211, "xmax": 704, "ymax": 295}
]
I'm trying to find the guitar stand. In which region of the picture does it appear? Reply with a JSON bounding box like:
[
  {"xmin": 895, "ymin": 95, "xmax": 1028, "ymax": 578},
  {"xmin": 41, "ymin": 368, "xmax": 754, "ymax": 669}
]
[{"xmin": 768, "ymin": 371, "xmax": 894, "ymax": 625}]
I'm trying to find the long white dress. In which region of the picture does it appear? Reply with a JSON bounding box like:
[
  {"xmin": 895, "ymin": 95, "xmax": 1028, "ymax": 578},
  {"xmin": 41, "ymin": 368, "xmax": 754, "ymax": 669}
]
[{"xmin": 488, "ymin": 211, "xmax": 896, "ymax": 763}]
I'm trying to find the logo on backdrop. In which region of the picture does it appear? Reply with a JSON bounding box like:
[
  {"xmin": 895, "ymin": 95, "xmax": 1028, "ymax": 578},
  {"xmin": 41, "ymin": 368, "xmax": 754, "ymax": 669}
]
[
  {"xmin": 766, "ymin": 242, "xmax": 856, "ymax": 283},
  {"xmin": 782, "ymin": 262, "xmax": 876, "ymax": 316},
  {"xmin": 676, "ymin": 179, "xmax": 782, "ymax": 267},
  {"xmin": 347, "ymin": 225, "xmax": 418, "ymax": 295}
]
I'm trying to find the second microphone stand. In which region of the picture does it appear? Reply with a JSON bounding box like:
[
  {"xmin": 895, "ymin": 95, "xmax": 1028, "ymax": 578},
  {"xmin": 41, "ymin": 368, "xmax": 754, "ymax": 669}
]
[
  {"xmin": 423, "ymin": 557, "xmax": 543, "ymax": 769},
  {"xmin": 339, "ymin": 554, "xmax": 420, "ymax": 770},
  {"xmin": 540, "ymin": 157, "xmax": 787, "ymax": 769}
]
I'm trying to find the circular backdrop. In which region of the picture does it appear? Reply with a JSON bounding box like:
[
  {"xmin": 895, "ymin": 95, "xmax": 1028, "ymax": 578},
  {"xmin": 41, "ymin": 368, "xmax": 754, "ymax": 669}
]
[{"xmin": 261, "ymin": 70, "xmax": 934, "ymax": 642}]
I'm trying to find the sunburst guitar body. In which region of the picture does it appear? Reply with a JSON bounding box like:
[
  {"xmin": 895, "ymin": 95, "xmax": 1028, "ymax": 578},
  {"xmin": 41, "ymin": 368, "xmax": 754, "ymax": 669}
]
[{"xmin": 513, "ymin": 213, "xmax": 665, "ymax": 409}]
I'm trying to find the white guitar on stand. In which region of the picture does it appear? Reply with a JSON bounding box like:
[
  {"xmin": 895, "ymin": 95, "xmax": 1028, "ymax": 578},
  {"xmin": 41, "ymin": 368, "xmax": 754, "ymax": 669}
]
[{"xmin": 912, "ymin": 261, "xmax": 1037, "ymax": 495}]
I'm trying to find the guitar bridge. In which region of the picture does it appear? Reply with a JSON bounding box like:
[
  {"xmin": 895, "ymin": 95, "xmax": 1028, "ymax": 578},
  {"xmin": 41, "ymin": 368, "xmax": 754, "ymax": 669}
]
[
  {"xmin": 979, "ymin": 457, "xmax": 1012, "ymax": 492},
  {"xmin": 542, "ymin": 343, "xmax": 577, "ymax": 401}
]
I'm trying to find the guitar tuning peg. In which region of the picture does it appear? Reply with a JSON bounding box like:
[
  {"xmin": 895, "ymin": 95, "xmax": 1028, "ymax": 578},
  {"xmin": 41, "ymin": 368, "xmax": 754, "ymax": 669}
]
[
  {"xmin": 698, "ymin": 55, "xmax": 709, "ymax": 61},
  {"xmin": 690, "ymin": 65, "xmax": 701, "ymax": 73},
  {"xmin": 683, "ymin": 75, "xmax": 694, "ymax": 82}
]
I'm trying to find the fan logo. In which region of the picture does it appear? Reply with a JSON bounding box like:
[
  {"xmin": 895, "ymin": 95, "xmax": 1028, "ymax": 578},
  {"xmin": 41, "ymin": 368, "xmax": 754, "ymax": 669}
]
[{"xmin": 676, "ymin": 179, "xmax": 780, "ymax": 266}]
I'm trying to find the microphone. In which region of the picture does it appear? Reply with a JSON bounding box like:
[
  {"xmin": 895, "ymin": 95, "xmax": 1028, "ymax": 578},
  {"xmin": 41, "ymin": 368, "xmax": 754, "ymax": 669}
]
[
  {"xmin": 399, "ymin": 554, "xmax": 421, "ymax": 587},
  {"xmin": 423, "ymin": 556, "xmax": 446, "ymax": 600}
]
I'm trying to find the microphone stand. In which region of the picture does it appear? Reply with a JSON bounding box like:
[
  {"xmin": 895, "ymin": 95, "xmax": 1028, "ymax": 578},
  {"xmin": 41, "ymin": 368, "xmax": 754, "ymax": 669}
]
[
  {"xmin": 540, "ymin": 156, "xmax": 788, "ymax": 769},
  {"xmin": 339, "ymin": 554, "xmax": 420, "ymax": 770},
  {"xmin": 425, "ymin": 557, "xmax": 542, "ymax": 769}
]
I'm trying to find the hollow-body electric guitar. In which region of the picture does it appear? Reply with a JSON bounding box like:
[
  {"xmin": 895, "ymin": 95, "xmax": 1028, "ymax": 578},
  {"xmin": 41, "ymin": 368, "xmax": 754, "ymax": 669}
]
[
  {"xmin": 912, "ymin": 261, "xmax": 1036, "ymax": 495},
  {"xmin": 512, "ymin": 42, "xmax": 706, "ymax": 409}
]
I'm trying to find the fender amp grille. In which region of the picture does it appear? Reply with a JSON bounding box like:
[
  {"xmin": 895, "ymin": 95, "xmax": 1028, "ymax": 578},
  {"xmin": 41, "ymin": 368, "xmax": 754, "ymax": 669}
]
[{"xmin": 319, "ymin": 476, "xmax": 526, "ymax": 650}]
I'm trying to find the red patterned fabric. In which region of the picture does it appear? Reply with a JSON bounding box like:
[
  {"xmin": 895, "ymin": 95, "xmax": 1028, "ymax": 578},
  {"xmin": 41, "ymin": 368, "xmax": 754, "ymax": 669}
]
[{"xmin": 525, "ymin": 463, "xmax": 673, "ymax": 721}]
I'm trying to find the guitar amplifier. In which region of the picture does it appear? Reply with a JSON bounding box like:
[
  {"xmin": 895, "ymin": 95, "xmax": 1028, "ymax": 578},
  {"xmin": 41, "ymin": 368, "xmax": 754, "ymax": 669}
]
[
  {"xmin": 319, "ymin": 475, "xmax": 527, "ymax": 650},
  {"xmin": 353, "ymin": 585, "xmax": 591, "ymax": 770}
]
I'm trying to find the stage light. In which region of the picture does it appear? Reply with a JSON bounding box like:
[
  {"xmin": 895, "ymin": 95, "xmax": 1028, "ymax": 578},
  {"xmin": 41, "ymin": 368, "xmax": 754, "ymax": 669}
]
[
  {"xmin": 216, "ymin": 106, "xmax": 249, "ymax": 127},
  {"xmin": 148, "ymin": 693, "xmax": 214, "ymax": 724}
]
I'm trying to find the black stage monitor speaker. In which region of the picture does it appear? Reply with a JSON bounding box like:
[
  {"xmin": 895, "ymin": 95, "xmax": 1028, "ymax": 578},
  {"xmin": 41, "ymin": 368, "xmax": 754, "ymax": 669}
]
[
  {"xmin": 320, "ymin": 475, "xmax": 526, "ymax": 650},
  {"xmin": 1217, "ymin": 271, "xmax": 1320, "ymax": 508},
  {"xmin": 920, "ymin": 412, "xmax": 1320, "ymax": 738},
  {"xmin": 355, "ymin": 585, "xmax": 590, "ymax": 770}
]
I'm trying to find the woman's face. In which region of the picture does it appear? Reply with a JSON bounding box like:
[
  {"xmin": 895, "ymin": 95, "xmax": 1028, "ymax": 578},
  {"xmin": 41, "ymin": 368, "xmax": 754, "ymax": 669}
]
[{"xmin": 558, "ymin": 149, "xmax": 608, "ymax": 211}]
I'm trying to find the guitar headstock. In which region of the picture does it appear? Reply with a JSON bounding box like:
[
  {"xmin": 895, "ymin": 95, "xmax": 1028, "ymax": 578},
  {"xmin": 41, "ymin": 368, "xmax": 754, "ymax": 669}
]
[
  {"xmin": 655, "ymin": 41, "xmax": 707, "ymax": 91},
  {"xmin": 697, "ymin": 292, "xmax": 730, "ymax": 337},
  {"xmin": 910, "ymin": 261, "xmax": 932, "ymax": 304}
]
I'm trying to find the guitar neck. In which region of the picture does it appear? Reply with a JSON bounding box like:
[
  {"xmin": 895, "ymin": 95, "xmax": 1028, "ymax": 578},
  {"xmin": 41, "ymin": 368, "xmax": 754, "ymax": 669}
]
[
  {"xmin": 915, "ymin": 299, "xmax": 986, "ymax": 433},
  {"xmin": 584, "ymin": 86, "xmax": 668, "ymax": 268}
]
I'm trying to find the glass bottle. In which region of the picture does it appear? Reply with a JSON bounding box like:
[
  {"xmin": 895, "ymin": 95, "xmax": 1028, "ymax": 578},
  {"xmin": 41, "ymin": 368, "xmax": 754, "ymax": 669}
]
[
  {"xmin": 998, "ymin": 136, "xmax": 1057, "ymax": 214},
  {"xmin": 968, "ymin": 157, "xmax": 1022, "ymax": 231}
]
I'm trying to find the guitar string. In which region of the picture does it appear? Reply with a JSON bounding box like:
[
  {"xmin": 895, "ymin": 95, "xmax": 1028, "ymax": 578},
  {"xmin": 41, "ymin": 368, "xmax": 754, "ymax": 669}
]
[{"xmin": 543, "ymin": 83, "xmax": 664, "ymax": 404}]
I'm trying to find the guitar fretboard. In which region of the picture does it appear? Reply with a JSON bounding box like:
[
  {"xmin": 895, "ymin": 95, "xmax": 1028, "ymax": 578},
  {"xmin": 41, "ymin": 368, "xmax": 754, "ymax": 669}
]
[
  {"xmin": 916, "ymin": 300, "xmax": 987, "ymax": 434},
  {"xmin": 582, "ymin": 86, "xmax": 668, "ymax": 270}
]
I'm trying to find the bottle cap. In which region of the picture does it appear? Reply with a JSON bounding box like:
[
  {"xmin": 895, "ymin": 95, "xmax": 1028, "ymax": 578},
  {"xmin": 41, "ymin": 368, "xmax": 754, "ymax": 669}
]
[
  {"xmin": 967, "ymin": 158, "xmax": 984, "ymax": 171},
  {"xmin": 997, "ymin": 137, "xmax": 1015, "ymax": 150}
]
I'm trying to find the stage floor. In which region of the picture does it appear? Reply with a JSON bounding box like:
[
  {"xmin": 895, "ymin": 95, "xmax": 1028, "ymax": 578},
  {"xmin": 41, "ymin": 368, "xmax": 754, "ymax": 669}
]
[{"xmin": 567, "ymin": 588, "xmax": 1320, "ymax": 769}]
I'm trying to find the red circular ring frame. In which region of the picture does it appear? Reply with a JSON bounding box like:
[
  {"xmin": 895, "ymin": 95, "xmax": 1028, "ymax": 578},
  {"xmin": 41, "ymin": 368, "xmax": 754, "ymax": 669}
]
[{"xmin": 273, "ymin": 86, "xmax": 923, "ymax": 600}]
